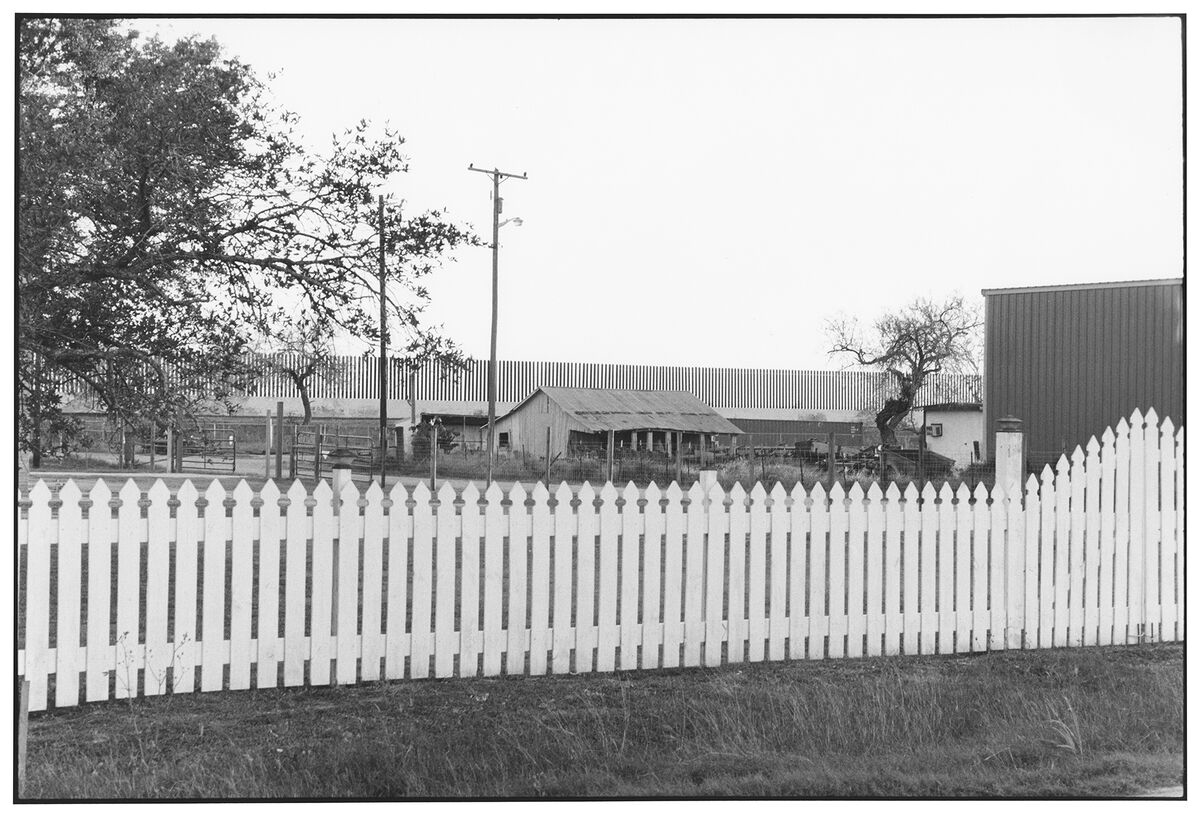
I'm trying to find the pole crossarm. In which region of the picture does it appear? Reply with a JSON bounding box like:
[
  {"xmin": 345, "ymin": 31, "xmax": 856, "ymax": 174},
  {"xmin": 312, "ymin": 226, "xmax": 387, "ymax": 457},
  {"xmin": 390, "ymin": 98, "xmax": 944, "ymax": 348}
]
[{"xmin": 468, "ymin": 164, "xmax": 528, "ymax": 182}]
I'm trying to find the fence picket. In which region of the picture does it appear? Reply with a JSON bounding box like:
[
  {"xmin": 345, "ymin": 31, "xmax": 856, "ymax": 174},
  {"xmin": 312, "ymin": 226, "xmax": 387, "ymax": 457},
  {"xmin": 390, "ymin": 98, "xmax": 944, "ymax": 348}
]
[
  {"xmin": 594, "ymin": 483, "xmax": 620, "ymax": 672},
  {"xmin": 308, "ymin": 482, "xmax": 336, "ymax": 685},
  {"xmin": 283, "ymin": 481, "xmax": 309, "ymax": 686},
  {"xmin": 746, "ymin": 483, "xmax": 768, "ymax": 662},
  {"xmin": 902, "ymin": 483, "xmax": 922, "ymax": 655},
  {"xmin": 640, "ymin": 483, "xmax": 664, "ymax": 670},
  {"xmin": 337, "ymin": 482, "xmax": 363, "ymax": 684},
  {"xmin": 864, "ymin": 484, "xmax": 884, "ymax": 657},
  {"xmin": 143, "ymin": 484, "xmax": 171, "ymax": 695},
  {"xmin": 726, "ymin": 484, "xmax": 748, "ymax": 664},
  {"xmin": 1142, "ymin": 409, "xmax": 1161, "ymax": 641},
  {"xmin": 229, "ymin": 481, "xmax": 255, "ymax": 691},
  {"xmin": 707, "ymin": 481, "xmax": 731, "ymax": 666},
  {"xmin": 116, "ymin": 480, "xmax": 142, "ymax": 698},
  {"xmin": 683, "ymin": 482, "xmax": 707, "ymax": 667},
  {"xmin": 885, "ymin": 483, "xmax": 904, "ymax": 655},
  {"xmin": 952, "ymin": 483, "xmax": 972, "ymax": 654},
  {"xmin": 1174, "ymin": 428, "xmax": 1184, "ymax": 642},
  {"xmin": 360, "ymin": 483, "xmax": 386, "ymax": 681},
  {"xmin": 1082, "ymin": 438, "xmax": 1103, "ymax": 647},
  {"xmin": 846, "ymin": 483, "xmax": 866, "ymax": 658},
  {"xmin": 920, "ymin": 484, "xmax": 940, "ymax": 654},
  {"xmin": 410, "ymin": 482, "xmax": 434, "ymax": 679},
  {"xmin": 172, "ymin": 481, "xmax": 200, "ymax": 694},
  {"xmin": 1052, "ymin": 457, "xmax": 1071, "ymax": 648},
  {"xmin": 808, "ymin": 483, "xmax": 829, "ymax": 659},
  {"xmin": 1157, "ymin": 419, "xmax": 1177, "ymax": 642},
  {"xmin": 768, "ymin": 483, "xmax": 789, "ymax": 661},
  {"xmin": 661, "ymin": 483, "xmax": 685, "ymax": 668},
  {"xmin": 1112, "ymin": 418, "xmax": 1131, "ymax": 645},
  {"xmin": 529, "ymin": 483, "xmax": 553, "ymax": 675},
  {"xmin": 507, "ymin": 483, "xmax": 530, "ymax": 675},
  {"xmin": 256, "ymin": 481, "xmax": 282, "ymax": 689},
  {"xmin": 460, "ymin": 483, "xmax": 483, "ymax": 677},
  {"xmin": 201, "ymin": 480, "xmax": 227, "ymax": 692},
  {"xmin": 1036, "ymin": 466, "xmax": 1055, "ymax": 650},
  {"xmin": 1126, "ymin": 409, "xmax": 1146, "ymax": 643},
  {"xmin": 1097, "ymin": 429, "xmax": 1117, "ymax": 646},
  {"xmin": 1067, "ymin": 447, "xmax": 1087, "ymax": 648},
  {"xmin": 85, "ymin": 480, "xmax": 114, "ymax": 702},
  {"xmin": 986, "ymin": 483, "xmax": 1006, "ymax": 652},
  {"xmin": 619, "ymin": 482, "xmax": 642, "ymax": 670},
  {"xmin": 828, "ymin": 483, "xmax": 849, "ymax": 659},
  {"xmin": 482, "ymin": 483, "xmax": 506, "ymax": 676},
  {"xmin": 1021, "ymin": 475, "xmax": 1040, "ymax": 650},
  {"xmin": 435, "ymin": 483, "xmax": 460, "ymax": 679},
  {"xmin": 787, "ymin": 483, "xmax": 810, "ymax": 660},
  {"xmin": 55, "ymin": 481, "xmax": 84, "ymax": 707},
  {"xmin": 936, "ymin": 484, "xmax": 955, "ymax": 654},
  {"xmin": 574, "ymin": 483, "xmax": 599, "ymax": 673},
  {"xmin": 551, "ymin": 483, "xmax": 575, "ymax": 674},
  {"xmin": 25, "ymin": 482, "xmax": 52, "ymax": 711}
]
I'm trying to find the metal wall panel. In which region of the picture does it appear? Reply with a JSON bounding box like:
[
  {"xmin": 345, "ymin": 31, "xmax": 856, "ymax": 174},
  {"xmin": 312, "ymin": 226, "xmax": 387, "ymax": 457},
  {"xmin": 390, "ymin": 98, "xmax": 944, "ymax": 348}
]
[{"xmin": 984, "ymin": 280, "xmax": 1183, "ymax": 468}]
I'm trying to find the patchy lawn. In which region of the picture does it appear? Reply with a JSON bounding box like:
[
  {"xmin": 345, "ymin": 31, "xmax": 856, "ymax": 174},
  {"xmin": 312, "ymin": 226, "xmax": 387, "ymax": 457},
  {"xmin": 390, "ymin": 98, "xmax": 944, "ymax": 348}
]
[{"xmin": 21, "ymin": 643, "xmax": 1182, "ymax": 799}]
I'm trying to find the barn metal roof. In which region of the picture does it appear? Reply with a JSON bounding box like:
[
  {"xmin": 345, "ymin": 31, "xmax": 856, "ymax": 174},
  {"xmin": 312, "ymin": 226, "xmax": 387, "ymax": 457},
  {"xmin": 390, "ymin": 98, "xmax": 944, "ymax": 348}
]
[
  {"xmin": 980, "ymin": 277, "xmax": 1182, "ymax": 296},
  {"xmin": 499, "ymin": 387, "xmax": 745, "ymax": 434},
  {"xmin": 919, "ymin": 402, "xmax": 982, "ymax": 413}
]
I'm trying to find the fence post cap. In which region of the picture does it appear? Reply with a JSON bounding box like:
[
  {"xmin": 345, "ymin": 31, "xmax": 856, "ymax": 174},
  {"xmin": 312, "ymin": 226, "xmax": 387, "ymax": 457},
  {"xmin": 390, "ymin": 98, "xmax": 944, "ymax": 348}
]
[
  {"xmin": 327, "ymin": 448, "xmax": 356, "ymax": 469},
  {"xmin": 996, "ymin": 416, "xmax": 1023, "ymax": 433}
]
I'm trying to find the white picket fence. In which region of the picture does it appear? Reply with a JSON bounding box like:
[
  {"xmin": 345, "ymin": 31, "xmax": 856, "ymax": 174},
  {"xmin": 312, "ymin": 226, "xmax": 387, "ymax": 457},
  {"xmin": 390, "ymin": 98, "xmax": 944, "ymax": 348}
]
[{"xmin": 17, "ymin": 409, "xmax": 1183, "ymax": 712}]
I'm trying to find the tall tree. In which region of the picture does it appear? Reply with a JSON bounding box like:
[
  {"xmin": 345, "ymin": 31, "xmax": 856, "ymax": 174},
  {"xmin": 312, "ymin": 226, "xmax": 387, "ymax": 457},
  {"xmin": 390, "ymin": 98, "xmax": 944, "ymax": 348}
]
[
  {"xmin": 826, "ymin": 296, "xmax": 981, "ymax": 447},
  {"xmin": 19, "ymin": 18, "xmax": 477, "ymax": 460}
]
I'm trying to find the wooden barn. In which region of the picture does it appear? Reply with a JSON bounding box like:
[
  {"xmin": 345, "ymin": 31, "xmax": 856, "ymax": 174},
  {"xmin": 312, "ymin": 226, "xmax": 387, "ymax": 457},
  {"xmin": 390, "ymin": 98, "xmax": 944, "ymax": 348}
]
[{"xmin": 490, "ymin": 387, "xmax": 744, "ymax": 459}]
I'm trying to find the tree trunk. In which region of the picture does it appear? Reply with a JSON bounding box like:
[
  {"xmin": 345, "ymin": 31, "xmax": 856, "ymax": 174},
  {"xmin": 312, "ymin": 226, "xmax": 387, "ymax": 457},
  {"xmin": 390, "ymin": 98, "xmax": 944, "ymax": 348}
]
[
  {"xmin": 284, "ymin": 370, "xmax": 313, "ymax": 425},
  {"xmin": 875, "ymin": 396, "xmax": 911, "ymax": 448}
]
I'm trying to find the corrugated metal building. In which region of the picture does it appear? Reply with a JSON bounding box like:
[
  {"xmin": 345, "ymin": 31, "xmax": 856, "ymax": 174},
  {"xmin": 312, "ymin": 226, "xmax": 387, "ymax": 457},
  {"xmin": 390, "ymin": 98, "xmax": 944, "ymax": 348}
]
[
  {"xmin": 491, "ymin": 387, "xmax": 744, "ymax": 458},
  {"xmin": 982, "ymin": 278, "xmax": 1183, "ymax": 468}
]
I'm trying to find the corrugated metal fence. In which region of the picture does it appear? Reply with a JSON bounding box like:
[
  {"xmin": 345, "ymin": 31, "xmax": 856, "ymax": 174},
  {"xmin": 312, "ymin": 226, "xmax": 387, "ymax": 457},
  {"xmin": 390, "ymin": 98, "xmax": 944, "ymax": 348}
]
[{"xmin": 54, "ymin": 355, "xmax": 980, "ymax": 412}]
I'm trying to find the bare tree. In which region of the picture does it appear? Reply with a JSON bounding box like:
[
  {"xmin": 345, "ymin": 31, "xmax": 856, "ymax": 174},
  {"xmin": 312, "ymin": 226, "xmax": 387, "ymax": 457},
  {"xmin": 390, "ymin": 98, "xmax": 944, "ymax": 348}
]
[
  {"xmin": 255, "ymin": 324, "xmax": 345, "ymax": 426},
  {"xmin": 827, "ymin": 296, "xmax": 981, "ymax": 447}
]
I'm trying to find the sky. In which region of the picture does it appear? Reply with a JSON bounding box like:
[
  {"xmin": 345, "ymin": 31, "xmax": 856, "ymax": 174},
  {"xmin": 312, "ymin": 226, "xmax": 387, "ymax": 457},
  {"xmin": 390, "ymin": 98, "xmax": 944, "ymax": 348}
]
[{"xmin": 135, "ymin": 14, "xmax": 1184, "ymax": 370}]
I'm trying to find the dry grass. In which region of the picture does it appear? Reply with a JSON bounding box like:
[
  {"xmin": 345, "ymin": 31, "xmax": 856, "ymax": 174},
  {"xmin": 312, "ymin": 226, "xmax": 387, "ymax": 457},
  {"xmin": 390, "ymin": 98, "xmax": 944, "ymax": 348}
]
[{"xmin": 20, "ymin": 643, "xmax": 1182, "ymax": 799}]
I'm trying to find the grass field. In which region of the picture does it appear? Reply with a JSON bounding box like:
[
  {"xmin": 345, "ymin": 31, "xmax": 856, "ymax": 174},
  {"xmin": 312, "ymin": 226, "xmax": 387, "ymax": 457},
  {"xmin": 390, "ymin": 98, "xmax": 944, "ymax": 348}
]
[{"xmin": 21, "ymin": 643, "xmax": 1182, "ymax": 799}]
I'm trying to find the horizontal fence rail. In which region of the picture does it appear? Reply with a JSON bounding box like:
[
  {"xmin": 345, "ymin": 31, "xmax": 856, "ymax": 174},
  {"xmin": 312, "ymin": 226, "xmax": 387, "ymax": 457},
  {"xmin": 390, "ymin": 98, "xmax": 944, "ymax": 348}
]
[
  {"xmin": 16, "ymin": 409, "xmax": 1181, "ymax": 712},
  {"xmin": 49, "ymin": 354, "xmax": 981, "ymax": 412}
]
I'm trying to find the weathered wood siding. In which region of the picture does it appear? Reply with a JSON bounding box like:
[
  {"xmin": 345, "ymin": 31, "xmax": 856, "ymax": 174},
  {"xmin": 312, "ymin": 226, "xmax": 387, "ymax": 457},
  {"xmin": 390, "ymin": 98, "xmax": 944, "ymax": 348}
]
[
  {"xmin": 492, "ymin": 393, "xmax": 574, "ymax": 457},
  {"xmin": 984, "ymin": 279, "xmax": 1183, "ymax": 468}
]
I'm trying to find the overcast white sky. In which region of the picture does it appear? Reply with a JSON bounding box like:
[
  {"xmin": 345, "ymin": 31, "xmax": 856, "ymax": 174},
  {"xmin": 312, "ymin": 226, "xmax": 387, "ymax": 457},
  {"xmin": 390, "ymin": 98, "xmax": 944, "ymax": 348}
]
[{"xmin": 138, "ymin": 14, "xmax": 1184, "ymax": 370}]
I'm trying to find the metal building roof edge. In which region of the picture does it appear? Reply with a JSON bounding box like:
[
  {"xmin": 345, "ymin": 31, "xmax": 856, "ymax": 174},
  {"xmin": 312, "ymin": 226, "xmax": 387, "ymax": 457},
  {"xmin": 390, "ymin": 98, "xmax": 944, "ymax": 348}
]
[
  {"xmin": 981, "ymin": 277, "xmax": 1183, "ymax": 297},
  {"xmin": 490, "ymin": 386, "xmax": 745, "ymax": 434}
]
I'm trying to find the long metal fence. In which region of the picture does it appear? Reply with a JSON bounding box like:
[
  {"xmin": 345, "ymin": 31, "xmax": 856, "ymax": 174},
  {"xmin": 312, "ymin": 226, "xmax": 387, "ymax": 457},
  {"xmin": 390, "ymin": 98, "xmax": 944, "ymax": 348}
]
[{"xmin": 51, "ymin": 354, "xmax": 980, "ymax": 413}]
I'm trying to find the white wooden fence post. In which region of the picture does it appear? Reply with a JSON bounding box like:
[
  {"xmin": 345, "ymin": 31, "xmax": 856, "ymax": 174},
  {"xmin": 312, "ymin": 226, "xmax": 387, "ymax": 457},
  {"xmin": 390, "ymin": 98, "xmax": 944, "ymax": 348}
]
[{"xmin": 994, "ymin": 416, "xmax": 1025, "ymax": 498}]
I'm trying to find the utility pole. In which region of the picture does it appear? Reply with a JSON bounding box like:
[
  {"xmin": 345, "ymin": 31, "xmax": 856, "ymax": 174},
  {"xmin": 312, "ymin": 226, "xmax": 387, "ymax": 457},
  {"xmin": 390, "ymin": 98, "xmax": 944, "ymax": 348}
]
[
  {"xmin": 468, "ymin": 164, "xmax": 527, "ymax": 486},
  {"xmin": 378, "ymin": 194, "xmax": 390, "ymax": 488}
]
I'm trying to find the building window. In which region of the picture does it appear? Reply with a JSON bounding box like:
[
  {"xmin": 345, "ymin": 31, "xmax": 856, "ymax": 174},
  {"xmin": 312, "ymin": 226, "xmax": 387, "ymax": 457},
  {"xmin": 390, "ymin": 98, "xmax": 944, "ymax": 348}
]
[{"xmin": 499, "ymin": 432, "xmax": 510, "ymax": 450}]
